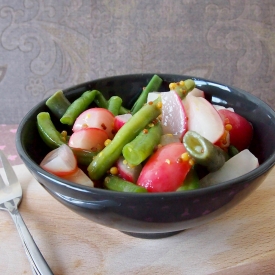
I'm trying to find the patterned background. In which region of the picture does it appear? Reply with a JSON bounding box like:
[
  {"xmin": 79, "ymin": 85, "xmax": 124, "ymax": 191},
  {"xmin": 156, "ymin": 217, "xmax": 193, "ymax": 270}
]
[{"xmin": 1, "ymin": 0, "xmax": 275, "ymax": 124}]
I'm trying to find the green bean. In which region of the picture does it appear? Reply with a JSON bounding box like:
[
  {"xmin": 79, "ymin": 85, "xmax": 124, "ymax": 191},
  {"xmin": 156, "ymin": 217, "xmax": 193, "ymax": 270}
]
[
  {"xmin": 37, "ymin": 112, "xmax": 66, "ymax": 149},
  {"xmin": 107, "ymin": 96, "xmax": 123, "ymax": 116},
  {"xmin": 60, "ymin": 90, "xmax": 98, "ymax": 125},
  {"xmin": 71, "ymin": 148, "xmax": 98, "ymax": 166},
  {"xmin": 46, "ymin": 90, "xmax": 71, "ymax": 119},
  {"xmin": 176, "ymin": 166, "xmax": 200, "ymax": 191},
  {"xmin": 131, "ymin": 74, "xmax": 163, "ymax": 114},
  {"xmin": 183, "ymin": 131, "xmax": 228, "ymax": 172},
  {"xmin": 87, "ymin": 98, "xmax": 162, "ymax": 180},
  {"xmin": 122, "ymin": 121, "xmax": 162, "ymax": 166},
  {"xmin": 169, "ymin": 79, "xmax": 196, "ymax": 99},
  {"xmin": 228, "ymin": 145, "xmax": 239, "ymax": 158},
  {"xmin": 104, "ymin": 175, "xmax": 147, "ymax": 193},
  {"xmin": 94, "ymin": 91, "xmax": 108, "ymax": 109},
  {"xmin": 119, "ymin": 105, "xmax": 130, "ymax": 115}
]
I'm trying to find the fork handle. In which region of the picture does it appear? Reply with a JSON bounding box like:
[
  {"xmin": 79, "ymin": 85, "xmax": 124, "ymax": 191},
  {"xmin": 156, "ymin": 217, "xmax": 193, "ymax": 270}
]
[{"xmin": 9, "ymin": 208, "xmax": 54, "ymax": 275}]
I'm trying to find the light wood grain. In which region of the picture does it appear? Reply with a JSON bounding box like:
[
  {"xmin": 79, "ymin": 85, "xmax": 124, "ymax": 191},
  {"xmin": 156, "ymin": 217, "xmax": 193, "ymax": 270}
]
[{"xmin": 1, "ymin": 164, "xmax": 275, "ymax": 275}]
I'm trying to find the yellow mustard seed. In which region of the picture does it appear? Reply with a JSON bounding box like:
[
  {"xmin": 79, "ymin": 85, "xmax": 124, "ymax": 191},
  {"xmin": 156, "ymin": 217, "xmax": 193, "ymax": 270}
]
[
  {"xmin": 148, "ymin": 101, "xmax": 153, "ymax": 105},
  {"xmin": 143, "ymin": 129, "xmax": 149, "ymax": 134},
  {"xmin": 157, "ymin": 102, "xmax": 162, "ymax": 109},
  {"xmin": 179, "ymin": 80, "xmax": 185, "ymax": 86},
  {"xmin": 189, "ymin": 158, "xmax": 195, "ymax": 166},
  {"xmin": 181, "ymin": 152, "xmax": 190, "ymax": 162},
  {"xmin": 225, "ymin": 124, "xmax": 232, "ymax": 131},
  {"xmin": 165, "ymin": 159, "xmax": 171, "ymax": 164},
  {"xmin": 148, "ymin": 123, "xmax": 154, "ymax": 128},
  {"xmin": 123, "ymin": 159, "xmax": 128, "ymax": 165},
  {"xmin": 110, "ymin": 167, "xmax": 118, "ymax": 175},
  {"xmin": 61, "ymin": 130, "xmax": 67, "ymax": 137},
  {"xmin": 104, "ymin": 139, "xmax": 112, "ymax": 146},
  {"xmin": 169, "ymin": 83, "xmax": 177, "ymax": 90}
]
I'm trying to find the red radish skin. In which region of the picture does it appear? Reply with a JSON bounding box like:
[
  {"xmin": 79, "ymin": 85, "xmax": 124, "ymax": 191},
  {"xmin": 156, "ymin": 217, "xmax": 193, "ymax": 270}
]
[
  {"xmin": 61, "ymin": 168, "xmax": 94, "ymax": 187},
  {"xmin": 218, "ymin": 109, "xmax": 253, "ymax": 151},
  {"xmin": 40, "ymin": 144, "xmax": 77, "ymax": 176},
  {"xmin": 160, "ymin": 91, "xmax": 188, "ymax": 139},
  {"xmin": 116, "ymin": 156, "xmax": 142, "ymax": 183},
  {"xmin": 200, "ymin": 149, "xmax": 258, "ymax": 187},
  {"xmin": 114, "ymin": 114, "xmax": 132, "ymax": 132},
  {"xmin": 68, "ymin": 128, "xmax": 108, "ymax": 151},
  {"xmin": 72, "ymin": 108, "xmax": 115, "ymax": 139},
  {"xmin": 137, "ymin": 143, "xmax": 192, "ymax": 192},
  {"xmin": 185, "ymin": 94, "xmax": 224, "ymax": 143},
  {"xmin": 188, "ymin": 88, "xmax": 205, "ymax": 98}
]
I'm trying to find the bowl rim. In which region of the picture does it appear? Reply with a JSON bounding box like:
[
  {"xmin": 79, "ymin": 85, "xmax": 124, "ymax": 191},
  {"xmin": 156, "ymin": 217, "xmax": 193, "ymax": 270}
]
[{"xmin": 16, "ymin": 73, "xmax": 275, "ymax": 198}]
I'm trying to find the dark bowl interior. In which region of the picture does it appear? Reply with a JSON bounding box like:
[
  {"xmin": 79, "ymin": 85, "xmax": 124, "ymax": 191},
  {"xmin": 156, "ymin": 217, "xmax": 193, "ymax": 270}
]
[{"xmin": 16, "ymin": 74, "xmax": 275, "ymax": 238}]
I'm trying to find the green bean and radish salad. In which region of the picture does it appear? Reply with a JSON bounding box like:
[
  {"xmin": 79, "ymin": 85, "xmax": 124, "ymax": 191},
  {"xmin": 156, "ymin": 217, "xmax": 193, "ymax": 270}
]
[{"xmin": 38, "ymin": 75, "xmax": 258, "ymax": 192}]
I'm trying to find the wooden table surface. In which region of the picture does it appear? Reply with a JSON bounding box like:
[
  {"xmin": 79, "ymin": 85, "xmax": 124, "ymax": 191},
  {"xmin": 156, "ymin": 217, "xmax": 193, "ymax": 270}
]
[{"xmin": 1, "ymin": 163, "xmax": 275, "ymax": 275}]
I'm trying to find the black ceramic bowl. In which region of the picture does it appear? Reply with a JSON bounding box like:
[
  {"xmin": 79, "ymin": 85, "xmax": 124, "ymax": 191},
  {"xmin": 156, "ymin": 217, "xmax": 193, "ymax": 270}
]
[{"xmin": 16, "ymin": 74, "xmax": 275, "ymax": 239}]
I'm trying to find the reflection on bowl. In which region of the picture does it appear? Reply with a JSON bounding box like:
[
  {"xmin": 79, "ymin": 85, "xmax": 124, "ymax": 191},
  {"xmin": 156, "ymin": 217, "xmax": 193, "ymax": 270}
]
[{"xmin": 16, "ymin": 74, "xmax": 275, "ymax": 239}]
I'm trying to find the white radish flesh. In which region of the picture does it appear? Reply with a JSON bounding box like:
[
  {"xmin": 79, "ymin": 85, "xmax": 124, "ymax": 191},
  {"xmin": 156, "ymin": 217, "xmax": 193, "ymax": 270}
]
[
  {"xmin": 200, "ymin": 149, "xmax": 259, "ymax": 187},
  {"xmin": 72, "ymin": 108, "xmax": 115, "ymax": 139},
  {"xmin": 185, "ymin": 94, "xmax": 224, "ymax": 143},
  {"xmin": 40, "ymin": 144, "xmax": 77, "ymax": 176},
  {"xmin": 160, "ymin": 91, "xmax": 188, "ymax": 139},
  {"xmin": 61, "ymin": 168, "xmax": 94, "ymax": 187}
]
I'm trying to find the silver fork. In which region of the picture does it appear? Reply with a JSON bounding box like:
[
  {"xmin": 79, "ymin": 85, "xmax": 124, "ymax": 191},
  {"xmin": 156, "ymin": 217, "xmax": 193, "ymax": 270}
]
[{"xmin": 0, "ymin": 150, "xmax": 54, "ymax": 275}]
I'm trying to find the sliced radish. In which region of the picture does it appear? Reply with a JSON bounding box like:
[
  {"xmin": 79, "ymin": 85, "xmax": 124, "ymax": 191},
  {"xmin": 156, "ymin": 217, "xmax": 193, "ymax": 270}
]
[
  {"xmin": 160, "ymin": 90, "xmax": 188, "ymax": 139},
  {"xmin": 116, "ymin": 156, "xmax": 142, "ymax": 183},
  {"xmin": 40, "ymin": 144, "xmax": 77, "ymax": 176},
  {"xmin": 185, "ymin": 94, "xmax": 224, "ymax": 143},
  {"xmin": 160, "ymin": 134, "xmax": 181, "ymax": 146},
  {"xmin": 114, "ymin": 113, "xmax": 132, "ymax": 132},
  {"xmin": 72, "ymin": 108, "xmax": 115, "ymax": 139},
  {"xmin": 188, "ymin": 88, "xmax": 205, "ymax": 98},
  {"xmin": 68, "ymin": 128, "xmax": 108, "ymax": 151},
  {"xmin": 213, "ymin": 105, "xmax": 235, "ymax": 112},
  {"xmin": 147, "ymin": 92, "xmax": 160, "ymax": 103},
  {"xmin": 61, "ymin": 168, "xmax": 94, "ymax": 187},
  {"xmin": 200, "ymin": 149, "xmax": 259, "ymax": 187}
]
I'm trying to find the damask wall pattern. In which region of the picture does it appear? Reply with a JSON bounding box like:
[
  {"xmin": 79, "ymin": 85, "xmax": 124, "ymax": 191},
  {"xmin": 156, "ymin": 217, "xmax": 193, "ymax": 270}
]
[{"xmin": 0, "ymin": 0, "xmax": 275, "ymax": 123}]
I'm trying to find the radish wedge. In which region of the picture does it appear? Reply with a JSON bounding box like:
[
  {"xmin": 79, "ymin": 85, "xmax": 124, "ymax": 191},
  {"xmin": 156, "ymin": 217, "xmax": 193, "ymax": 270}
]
[
  {"xmin": 114, "ymin": 114, "xmax": 132, "ymax": 132},
  {"xmin": 200, "ymin": 149, "xmax": 259, "ymax": 187},
  {"xmin": 160, "ymin": 91, "xmax": 188, "ymax": 139},
  {"xmin": 185, "ymin": 94, "xmax": 224, "ymax": 143},
  {"xmin": 61, "ymin": 168, "xmax": 94, "ymax": 187},
  {"xmin": 147, "ymin": 92, "xmax": 160, "ymax": 103},
  {"xmin": 40, "ymin": 144, "xmax": 77, "ymax": 176},
  {"xmin": 72, "ymin": 108, "xmax": 115, "ymax": 139},
  {"xmin": 116, "ymin": 156, "xmax": 142, "ymax": 183},
  {"xmin": 188, "ymin": 88, "xmax": 205, "ymax": 98},
  {"xmin": 68, "ymin": 128, "xmax": 108, "ymax": 151}
]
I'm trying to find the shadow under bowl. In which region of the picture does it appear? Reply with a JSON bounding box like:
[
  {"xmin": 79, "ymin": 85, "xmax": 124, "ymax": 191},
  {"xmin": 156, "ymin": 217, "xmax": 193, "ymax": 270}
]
[{"xmin": 16, "ymin": 74, "xmax": 275, "ymax": 239}]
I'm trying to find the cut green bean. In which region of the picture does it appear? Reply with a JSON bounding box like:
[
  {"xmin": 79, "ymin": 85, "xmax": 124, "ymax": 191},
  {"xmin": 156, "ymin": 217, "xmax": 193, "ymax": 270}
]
[
  {"xmin": 46, "ymin": 90, "xmax": 71, "ymax": 119},
  {"xmin": 228, "ymin": 145, "xmax": 239, "ymax": 158},
  {"xmin": 122, "ymin": 121, "xmax": 162, "ymax": 166},
  {"xmin": 60, "ymin": 90, "xmax": 98, "ymax": 125},
  {"xmin": 87, "ymin": 98, "xmax": 162, "ymax": 180},
  {"xmin": 71, "ymin": 148, "xmax": 98, "ymax": 166},
  {"xmin": 108, "ymin": 96, "xmax": 123, "ymax": 116},
  {"xmin": 131, "ymin": 74, "xmax": 163, "ymax": 115},
  {"xmin": 119, "ymin": 105, "xmax": 130, "ymax": 115},
  {"xmin": 37, "ymin": 112, "xmax": 66, "ymax": 149},
  {"xmin": 169, "ymin": 79, "xmax": 196, "ymax": 99},
  {"xmin": 94, "ymin": 91, "xmax": 108, "ymax": 109},
  {"xmin": 177, "ymin": 166, "xmax": 200, "ymax": 191},
  {"xmin": 183, "ymin": 131, "xmax": 228, "ymax": 172},
  {"xmin": 104, "ymin": 175, "xmax": 147, "ymax": 193}
]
